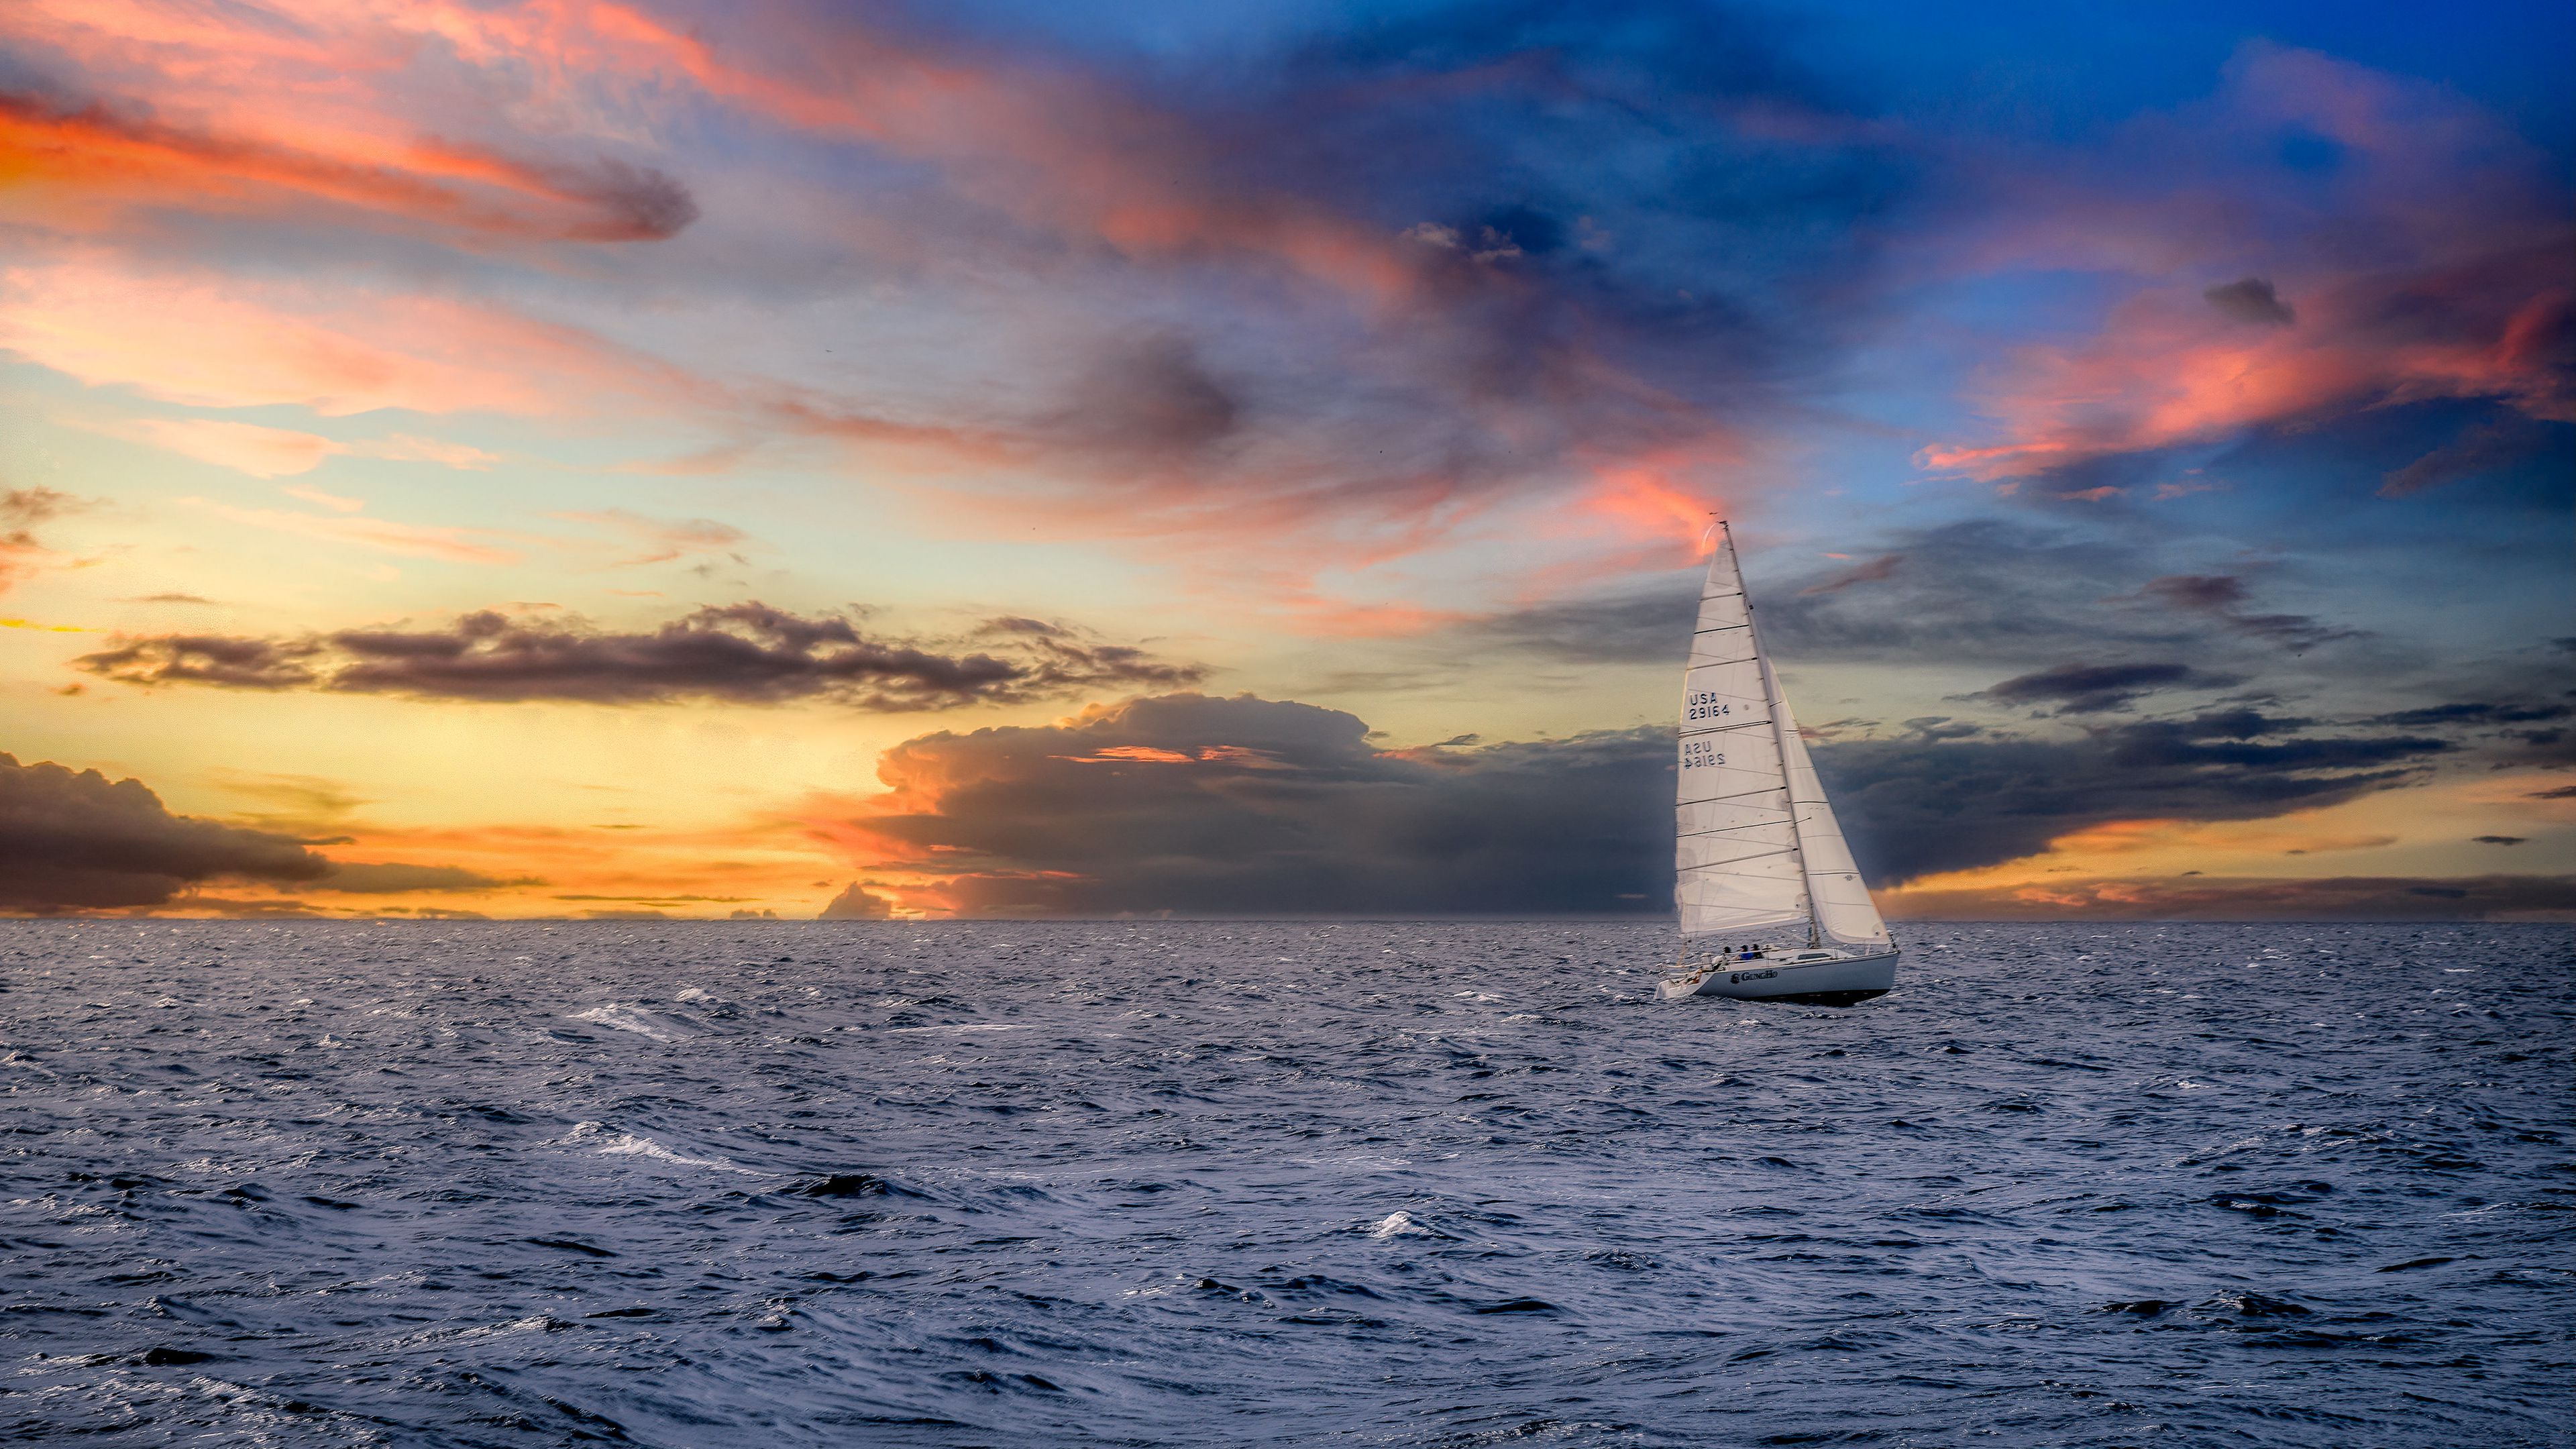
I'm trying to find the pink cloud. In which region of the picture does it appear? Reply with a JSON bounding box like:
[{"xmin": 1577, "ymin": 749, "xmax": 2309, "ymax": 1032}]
[
  {"xmin": 0, "ymin": 260, "xmax": 680, "ymax": 417},
  {"xmin": 1918, "ymin": 44, "xmax": 2574, "ymax": 482}
]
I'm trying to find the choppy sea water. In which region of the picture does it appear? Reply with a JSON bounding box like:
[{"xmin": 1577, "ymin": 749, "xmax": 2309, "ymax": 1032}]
[{"xmin": 2, "ymin": 921, "xmax": 2570, "ymax": 1448}]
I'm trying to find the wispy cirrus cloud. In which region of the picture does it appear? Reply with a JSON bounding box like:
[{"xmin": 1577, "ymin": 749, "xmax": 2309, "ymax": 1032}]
[
  {"xmin": 182, "ymin": 497, "xmax": 522, "ymax": 565},
  {"xmin": 92, "ymin": 417, "xmax": 500, "ymax": 478}
]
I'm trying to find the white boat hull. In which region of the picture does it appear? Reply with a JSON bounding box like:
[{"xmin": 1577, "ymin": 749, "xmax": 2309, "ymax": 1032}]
[{"xmin": 1658, "ymin": 949, "xmax": 1898, "ymax": 1006}]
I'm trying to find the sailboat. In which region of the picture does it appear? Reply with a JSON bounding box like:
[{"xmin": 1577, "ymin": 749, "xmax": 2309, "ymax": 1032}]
[{"xmin": 1659, "ymin": 522, "xmax": 1899, "ymax": 1005}]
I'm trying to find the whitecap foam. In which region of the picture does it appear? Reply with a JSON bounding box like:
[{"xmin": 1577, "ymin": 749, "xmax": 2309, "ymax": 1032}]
[
  {"xmin": 568, "ymin": 1004, "xmax": 684, "ymax": 1041},
  {"xmin": 559, "ymin": 1121, "xmax": 754, "ymax": 1174},
  {"xmin": 1367, "ymin": 1211, "xmax": 1428, "ymax": 1239}
]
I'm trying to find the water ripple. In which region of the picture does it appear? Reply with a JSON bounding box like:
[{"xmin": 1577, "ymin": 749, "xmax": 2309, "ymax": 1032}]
[{"xmin": 1, "ymin": 920, "xmax": 2569, "ymax": 1446}]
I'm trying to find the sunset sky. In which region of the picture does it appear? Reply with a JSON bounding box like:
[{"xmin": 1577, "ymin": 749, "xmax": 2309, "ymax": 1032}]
[{"xmin": 3, "ymin": 0, "xmax": 2569, "ymax": 920}]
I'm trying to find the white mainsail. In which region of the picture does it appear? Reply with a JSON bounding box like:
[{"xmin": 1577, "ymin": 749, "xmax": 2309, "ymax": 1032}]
[{"xmin": 1674, "ymin": 524, "xmax": 1889, "ymax": 948}]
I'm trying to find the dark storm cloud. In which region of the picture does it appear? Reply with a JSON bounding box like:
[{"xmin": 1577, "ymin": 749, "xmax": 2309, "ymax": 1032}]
[
  {"xmin": 835, "ymin": 693, "xmax": 2458, "ymax": 913},
  {"xmin": 0, "ymin": 753, "xmax": 529, "ymax": 913},
  {"xmin": 851, "ymin": 694, "xmax": 1671, "ymax": 916},
  {"xmin": 2203, "ymin": 277, "xmax": 2296, "ymax": 327},
  {"xmin": 0, "ymin": 751, "xmax": 327, "ymax": 912},
  {"xmin": 78, "ymin": 604, "xmax": 1202, "ymax": 709},
  {"xmin": 1975, "ymin": 662, "xmax": 2204, "ymax": 715},
  {"xmin": 1813, "ymin": 712, "xmax": 2451, "ymax": 883}
]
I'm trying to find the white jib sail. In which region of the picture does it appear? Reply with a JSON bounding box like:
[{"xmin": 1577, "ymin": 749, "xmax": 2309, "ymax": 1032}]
[
  {"xmin": 1771, "ymin": 666, "xmax": 1892, "ymax": 949},
  {"xmin": 1674, "ymin": 524, "xmax": 1892, "ymax": 949}
]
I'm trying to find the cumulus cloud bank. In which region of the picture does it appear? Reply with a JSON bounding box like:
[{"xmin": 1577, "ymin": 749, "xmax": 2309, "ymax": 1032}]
[
  {"xmin": 833, "ymin": 694, "xmax": 1672, "ymax": 917},
  {"xmin": 814, "ymin": 692, "xmax": 2474, "ymax": 915},
  {"xmin": 0, "ymin": 752, "xmax": 327, "ymax": 911},
  {"xmin": 0, "ymin": 753, "xmax": 529, "ymax": 914}
]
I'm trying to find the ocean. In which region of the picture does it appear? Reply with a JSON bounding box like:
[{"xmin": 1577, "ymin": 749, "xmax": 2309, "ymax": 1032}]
[{"xmin": 2, "ymin": 920, "xmax": 2569, "ymax": 1447}]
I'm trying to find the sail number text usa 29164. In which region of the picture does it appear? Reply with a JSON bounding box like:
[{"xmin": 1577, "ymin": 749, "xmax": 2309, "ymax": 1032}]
[
  {"xmin": 1681, "ymin": 739, "xmax": 1726, "ymax": 769},
  {"xmin": 1684, "ymin": 691, "xmax": 1733, "ymax": 722}
]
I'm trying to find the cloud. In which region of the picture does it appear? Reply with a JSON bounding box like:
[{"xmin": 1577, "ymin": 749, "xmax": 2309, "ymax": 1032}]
[
  {"xmin": 0, "ymin": 259, "xmax": 679, "ymax": 416},
  {"xmin": 2379, "ymin": 417, "xmax": 2553, "ymax": 496},
  {"xmin": 557, "ymin": 509, "xmax": 750, "ymax": 566},
  {"xmin": 1472, "ymin": 518, "xmax": 2206, "ymax": 672},
  {"xmin": 1815, "ymin": 710, "xmax": 2451, "ymax": 883},
  {"xmin": 0, "ymin": 750, "xmax": 329, "ymax": 912},
  {"xmin": 77, "ymin": 603, "xmax": 1203, "ymax": 708},
  {"xmin": 0, "ymin": 91, "xmax": 697, "ymax": 244},
  {"xmin": 2373, "ymin": 700, "xmax": 2571, "ymax": 727},
  {"xmin": 1800, "ymin": 553, "xmax": 1904, "ymax": 595},
  {"xmin": 1465, "ymin": 587, "xmax": 1699, "ymax": 665},
  {"xmin": 1, "ymin": 486, "xmax": 78, "ymax": 593},
  {"xmin": 104, "ymin": 418, "xmax": 502, "ymax": 478},
  {"xmin": 2202, "ymin": 277, "xmax": 2296, "ymax": 327},
  {"xmin": 799, "ymin": 691, "xmax": 2466, "ymax": 915},
  {"xmin": 1918, "ymin": 45, "xmax": 2575, "ymax": 484},
  {"xmin": 311, "ymin": 861, "xmax": 535, "ymax": 893},
  {"xmin": 0, "ymin": 0, "xmax": 1884, "ymax": 612},
  {"xmin": 817, "ymin": 692, "xmax": 1672, "ymax": 916},
  {"xmin": 1974, "ymin": 661, "xmax": 2203, "ymax": 715},
  {"xmin": 0, "ymin": 749, "xmax": 529, "ymax": 913},
  {"xmin": 1748, "ymin": 519, "xmax": 2200, "ymax": 665},
  {"xmin": 2134, "ymin": 573, "xmax": 2358, "ymax": 653},
  {"xmin": 1888, "ymin": 873, "xmax": 2575, "ymax": 921},
  {"xmin": 2471, "ymin": 835, "xmax": 2528, "ymax": 846},
  {"xmin": 818, "ymin": 882, "xmax": 896, "ymax": 919},
  {"xmin": 182, "ymin": 498, "xmax": 519, "ymax": 566},
  {"xmin": 2139, "ymin": 574, "xmax": 2248, "ymax": 610}
]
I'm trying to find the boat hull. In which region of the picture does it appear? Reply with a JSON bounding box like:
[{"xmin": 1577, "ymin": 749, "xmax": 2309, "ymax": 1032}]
[{"xmin": 1659, "ymin": 949, "xmax": 1898, "ymax": 1006}]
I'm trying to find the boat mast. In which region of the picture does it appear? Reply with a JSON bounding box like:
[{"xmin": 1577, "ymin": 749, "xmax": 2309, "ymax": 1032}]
[{"xmin": 1724, "ymin": 521, "xmax": 1821, "ymax": 948}]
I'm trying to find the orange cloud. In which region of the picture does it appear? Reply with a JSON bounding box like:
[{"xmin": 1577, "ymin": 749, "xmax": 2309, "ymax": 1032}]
[
  {"xmin": 1582, "ymin": 458, "xmax": 1721, "ymax": 556},
  {"xmin": 0, "ymin": 95, "xmax": 692, "ymax": 244}
]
